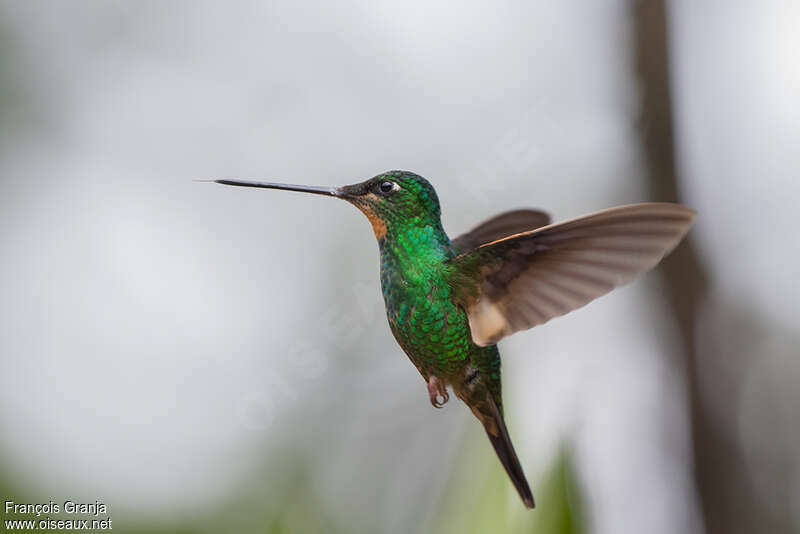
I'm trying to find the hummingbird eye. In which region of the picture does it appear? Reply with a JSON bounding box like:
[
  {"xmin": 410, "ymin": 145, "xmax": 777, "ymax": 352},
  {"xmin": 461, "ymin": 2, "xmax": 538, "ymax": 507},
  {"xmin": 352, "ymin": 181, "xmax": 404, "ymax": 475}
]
[{"xmin": 377, "ymin": 180, "xmax": 399, "ymax": 196}]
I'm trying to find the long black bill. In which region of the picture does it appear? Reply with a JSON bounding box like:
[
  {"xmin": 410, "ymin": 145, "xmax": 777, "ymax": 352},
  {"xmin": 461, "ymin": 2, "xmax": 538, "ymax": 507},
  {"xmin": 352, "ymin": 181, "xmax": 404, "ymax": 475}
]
[{"xmin": 210, "ymin": 179, "xmax": 339, "ymax": 197}]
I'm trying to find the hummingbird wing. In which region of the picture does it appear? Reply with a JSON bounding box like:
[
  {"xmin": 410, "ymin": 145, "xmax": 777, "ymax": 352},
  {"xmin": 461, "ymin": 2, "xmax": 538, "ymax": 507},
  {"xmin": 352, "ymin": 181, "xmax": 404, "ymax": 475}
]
[
  {"xmin": 447, "ymin": 203, "xmax": 695, "ymax": 346},
  {"xmin": 451, "ymin": 209, "xmax": 551, "ymax": 254}
]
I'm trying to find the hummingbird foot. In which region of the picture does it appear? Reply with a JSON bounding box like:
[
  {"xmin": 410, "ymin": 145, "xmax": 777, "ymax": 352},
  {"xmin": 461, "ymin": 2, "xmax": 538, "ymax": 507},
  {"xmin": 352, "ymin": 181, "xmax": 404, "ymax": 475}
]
[{"xmin": 427, "ymin": 376, "xmax": 449, "ymax": 408}]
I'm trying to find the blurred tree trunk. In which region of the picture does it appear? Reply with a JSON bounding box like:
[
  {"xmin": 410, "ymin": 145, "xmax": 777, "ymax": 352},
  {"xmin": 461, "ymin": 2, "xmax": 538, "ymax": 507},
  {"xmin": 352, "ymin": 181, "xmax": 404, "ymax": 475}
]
[{"xmin": 630, "ymin": 2, "xmax": 793, "ymax": 533}]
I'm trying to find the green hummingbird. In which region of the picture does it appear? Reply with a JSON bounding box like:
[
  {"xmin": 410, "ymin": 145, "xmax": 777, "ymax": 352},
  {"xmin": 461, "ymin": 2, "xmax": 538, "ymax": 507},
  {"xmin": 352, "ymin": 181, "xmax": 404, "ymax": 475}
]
[{"xmin": 211, "ymin": 170, "xmax": 695, "ymax": 508}]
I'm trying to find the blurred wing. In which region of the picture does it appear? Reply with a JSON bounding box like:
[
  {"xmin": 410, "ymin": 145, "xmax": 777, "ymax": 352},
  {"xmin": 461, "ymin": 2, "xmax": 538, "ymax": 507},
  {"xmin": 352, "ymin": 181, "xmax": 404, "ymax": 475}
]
[
  {"xmin": 451, "ymin": 209, "xmax": 551, "ymax": 254},
  {"xmin": 448, "ymin": 203, "xmax": 696, "ymax": 346}
]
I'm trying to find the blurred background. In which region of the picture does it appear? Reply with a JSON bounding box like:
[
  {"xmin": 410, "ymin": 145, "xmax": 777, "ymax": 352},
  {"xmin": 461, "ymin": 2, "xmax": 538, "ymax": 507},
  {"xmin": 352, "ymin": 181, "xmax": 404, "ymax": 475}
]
[{"xmin": 1, "ymin": 1, "xmax": 798, "ymax": 533}]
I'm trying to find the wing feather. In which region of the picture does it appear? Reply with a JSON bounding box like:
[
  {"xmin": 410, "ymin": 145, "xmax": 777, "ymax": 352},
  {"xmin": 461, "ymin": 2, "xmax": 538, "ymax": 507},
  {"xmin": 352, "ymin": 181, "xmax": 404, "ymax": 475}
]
[
  {"xmin": 451, "ymin": 209, "xmax": 550, "ymax": 254},
  {"xmin": 449, "ymin": 203, "xmax": 695, "ymax": 346}
]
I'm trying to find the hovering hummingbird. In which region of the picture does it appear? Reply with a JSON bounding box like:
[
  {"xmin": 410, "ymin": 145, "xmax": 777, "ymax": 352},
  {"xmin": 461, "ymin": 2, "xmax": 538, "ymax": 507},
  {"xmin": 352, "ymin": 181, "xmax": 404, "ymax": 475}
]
[{"xmin": 210, "ymin": 170, "xmax": 695, "ymax": 508}]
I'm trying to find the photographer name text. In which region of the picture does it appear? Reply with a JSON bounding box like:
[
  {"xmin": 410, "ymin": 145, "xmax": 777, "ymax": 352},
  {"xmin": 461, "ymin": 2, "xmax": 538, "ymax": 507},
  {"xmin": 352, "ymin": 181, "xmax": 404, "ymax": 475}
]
[{"xmin": 4, "ymin": 500, "xmax": 112, "ymax": 530}]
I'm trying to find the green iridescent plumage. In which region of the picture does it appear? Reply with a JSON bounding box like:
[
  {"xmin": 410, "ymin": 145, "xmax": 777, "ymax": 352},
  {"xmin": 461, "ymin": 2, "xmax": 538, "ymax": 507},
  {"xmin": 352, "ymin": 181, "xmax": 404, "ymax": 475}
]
[
  {"xmin": 370, "ymin": 174, "xmax": 504, "ymax": 405},
  {"xmin": 211, "ymin": 169, "xmax": 696, "ymax": 510}
]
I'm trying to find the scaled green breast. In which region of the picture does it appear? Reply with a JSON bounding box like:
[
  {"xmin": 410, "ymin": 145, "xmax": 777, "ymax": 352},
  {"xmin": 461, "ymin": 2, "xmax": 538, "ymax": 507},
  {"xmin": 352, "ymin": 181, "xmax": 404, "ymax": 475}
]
[{"xmin": 378, "ymin": 227, "xmax": 473, "ymax": 375}]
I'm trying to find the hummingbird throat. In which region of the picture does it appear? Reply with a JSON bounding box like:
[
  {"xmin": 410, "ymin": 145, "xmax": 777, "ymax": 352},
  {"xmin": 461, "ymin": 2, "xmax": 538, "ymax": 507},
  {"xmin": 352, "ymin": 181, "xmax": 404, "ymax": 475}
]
[{"xmin": 350, "ymin": 194, "xmax": 388, "ymax": 239}]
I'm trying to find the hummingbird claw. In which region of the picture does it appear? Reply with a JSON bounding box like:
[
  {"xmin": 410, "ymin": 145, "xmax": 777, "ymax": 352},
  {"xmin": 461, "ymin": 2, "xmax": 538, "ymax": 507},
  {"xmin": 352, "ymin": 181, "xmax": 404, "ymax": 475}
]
[{"xmin": 427, "ymin": 376, "xmax": 449, "ymax": 408}]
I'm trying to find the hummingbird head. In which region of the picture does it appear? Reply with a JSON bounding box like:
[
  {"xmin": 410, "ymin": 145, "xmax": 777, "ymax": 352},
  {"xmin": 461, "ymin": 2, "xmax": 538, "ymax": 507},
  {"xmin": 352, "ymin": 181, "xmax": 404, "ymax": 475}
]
[
  {"xmin": 337, "ymin": 171, "xmax": 442, "ymax": 239},
  {"xmin": 212, "ymin": 170, "xmax": 442, "ymax": 240}
]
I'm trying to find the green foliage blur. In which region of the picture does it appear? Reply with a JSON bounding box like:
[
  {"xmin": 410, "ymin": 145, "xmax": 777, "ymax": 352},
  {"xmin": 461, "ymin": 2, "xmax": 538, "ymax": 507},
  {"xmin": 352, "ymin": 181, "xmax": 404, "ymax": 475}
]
[{"xmin": 1, "ymin": 447, "xmax": 584, "ymax": 533}]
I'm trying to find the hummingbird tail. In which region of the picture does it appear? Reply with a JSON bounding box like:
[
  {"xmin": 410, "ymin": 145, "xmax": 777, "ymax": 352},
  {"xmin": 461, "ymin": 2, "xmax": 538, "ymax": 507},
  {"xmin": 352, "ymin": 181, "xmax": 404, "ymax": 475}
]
[{"xmin": 478, "ymin": 395, "xmax": 535, "ymax": 509}]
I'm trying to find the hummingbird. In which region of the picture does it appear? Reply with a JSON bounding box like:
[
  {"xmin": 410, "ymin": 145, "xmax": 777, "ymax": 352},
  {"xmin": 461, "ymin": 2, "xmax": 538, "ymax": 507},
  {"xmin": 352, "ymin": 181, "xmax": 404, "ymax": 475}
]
[{"xmin": 210, "ymin": 170, "xmax": 695, "ymax": 508}]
